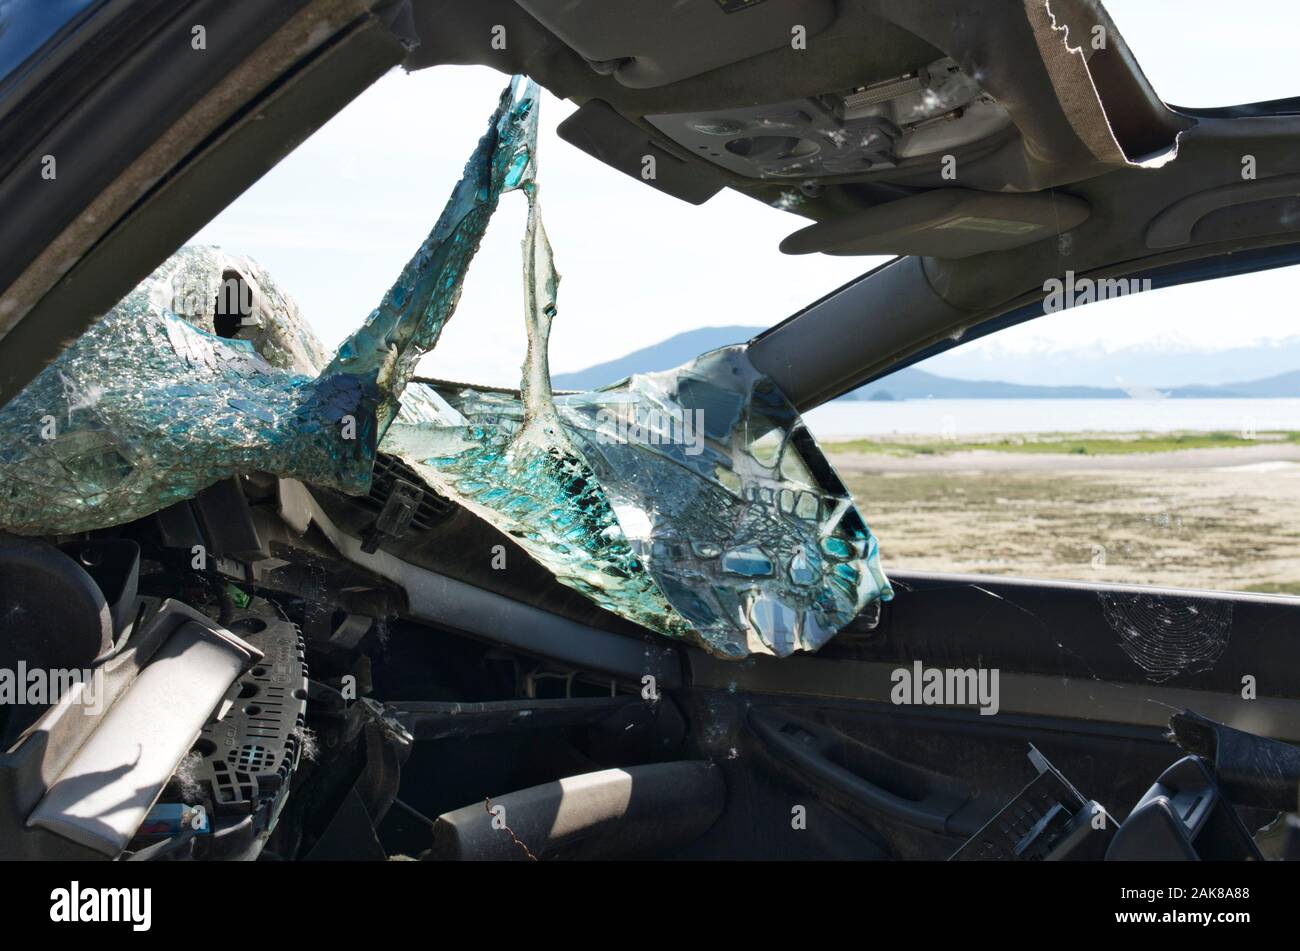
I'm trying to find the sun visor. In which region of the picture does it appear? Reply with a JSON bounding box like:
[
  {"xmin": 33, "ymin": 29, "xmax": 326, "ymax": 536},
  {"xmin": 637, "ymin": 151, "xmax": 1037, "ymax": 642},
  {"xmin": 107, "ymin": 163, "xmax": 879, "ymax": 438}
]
[{"xmin": 780, "ymin": 188, "xmax": 1090, "ymax": 258}]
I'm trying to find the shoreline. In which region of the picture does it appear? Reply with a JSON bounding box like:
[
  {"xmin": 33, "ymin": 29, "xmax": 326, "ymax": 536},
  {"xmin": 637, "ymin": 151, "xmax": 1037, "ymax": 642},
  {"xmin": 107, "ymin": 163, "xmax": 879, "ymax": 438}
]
[
  {"xmin": 826, "ymin": 441, "xmax": 1300, "ymax": 472},
  {"xmin": 824, "ymin": 435, "xmax": 1300, "ymax": 595}
]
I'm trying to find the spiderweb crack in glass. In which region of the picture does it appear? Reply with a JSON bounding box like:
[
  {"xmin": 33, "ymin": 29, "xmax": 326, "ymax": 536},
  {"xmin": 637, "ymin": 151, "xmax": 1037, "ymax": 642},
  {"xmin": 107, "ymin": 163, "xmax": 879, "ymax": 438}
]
[
  {"xmin": 0, "ymin": 76, "xmax": 891, "ymax": 659},
  {"xmin": 1097, "ymin": 591, "xmax": 1232, "ymax": 682}
]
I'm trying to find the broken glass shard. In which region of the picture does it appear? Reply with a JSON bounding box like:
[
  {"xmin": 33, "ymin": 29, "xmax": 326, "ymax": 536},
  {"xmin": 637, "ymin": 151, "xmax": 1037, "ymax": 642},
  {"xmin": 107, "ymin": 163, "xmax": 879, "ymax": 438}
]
[
  {"xmin": 0, "ymin": 76, "xmax": 891, "ymax": 659},
  {"xmin": 387, "ymin": 340, "xmax": 893, "ymax": 658},
  {"xmin": 0, "ymin": 78, "xmax": 538, "ymax": 537}
]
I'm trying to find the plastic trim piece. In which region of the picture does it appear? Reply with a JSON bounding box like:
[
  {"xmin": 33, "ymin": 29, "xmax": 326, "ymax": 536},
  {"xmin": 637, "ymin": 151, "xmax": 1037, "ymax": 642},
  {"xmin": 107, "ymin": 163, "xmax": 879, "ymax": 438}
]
[
  {"xmin": 690, "ymin": 570, "xmax": 1300, "ymax": 740},
  {"xmin": 749, "ymin": 242, "xmax": 1300, "ymax": 411},
  {"xmin": 428, "ymin": 761, "xmax": 724, "ymax": 860},
  {"xmin": 27, "ymin": 619, "xmax": 259, "ymax": 856},
  {"xmin": 277, "ymin": 479, "xmax": 682, "ymax": 686},
  {"xmin": 1146, "ymin": 173, "xmax": 1300, "ymax": 248},
  {"xmin": 747, "ymin": 256, "xmax": 967, "ymax": 410},
  {"xmin": 780, "ymin": 189, "xmax": 1090, "ymax": 258}
]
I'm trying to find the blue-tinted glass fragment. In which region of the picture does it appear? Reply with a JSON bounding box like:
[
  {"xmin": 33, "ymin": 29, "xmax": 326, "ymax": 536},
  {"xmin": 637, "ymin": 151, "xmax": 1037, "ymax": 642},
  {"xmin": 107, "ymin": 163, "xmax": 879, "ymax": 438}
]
[{"xmin": 0, "ymin": 76, "xmax": 891, "ymax": 659}]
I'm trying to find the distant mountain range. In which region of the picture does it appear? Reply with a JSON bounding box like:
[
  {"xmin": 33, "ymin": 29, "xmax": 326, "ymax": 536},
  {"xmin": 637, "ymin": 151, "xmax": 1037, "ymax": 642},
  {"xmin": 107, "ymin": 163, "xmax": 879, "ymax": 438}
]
[
  {"xmin": 550, "ymin": 326, "xmax": 1300, "ymax": 399},
  {"xmin": 551, "ymin": 325, "xmax": 759, "ymax": 390},
  {"xmin": 929, "ymin": 336, "xmax": 1300, "ymax": 388},
  {"xmin": 849, "ymin": 366, "xmax": 1300, "ymax": 400}
]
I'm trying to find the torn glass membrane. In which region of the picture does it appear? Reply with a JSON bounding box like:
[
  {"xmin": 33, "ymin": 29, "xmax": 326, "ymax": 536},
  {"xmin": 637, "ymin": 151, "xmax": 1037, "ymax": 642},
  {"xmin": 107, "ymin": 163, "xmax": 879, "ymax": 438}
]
[
  {"xmin": 382, "ymin": 81, "xmax": 891, "ymax": 659},
  {"xmin": 389, "ymin": 345, "xmax": 893, "ymax": 658},
  {"xmin": 0, "ymin": 78, "xmax": 539, "ymax": 536},
  {"xmin": 0, "ymin": 75, "xmax": 890, "ymax": 659}
]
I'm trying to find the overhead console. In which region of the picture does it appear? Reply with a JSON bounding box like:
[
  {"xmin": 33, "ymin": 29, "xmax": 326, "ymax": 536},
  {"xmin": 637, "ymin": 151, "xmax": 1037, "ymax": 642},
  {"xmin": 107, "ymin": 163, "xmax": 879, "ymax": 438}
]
[
  {"xmin": 645, "ymin": 57, "xmax": 1012, "ymax": 179},
  {"xmin": 501, "ymin": 0, "xmax": 1194, "ymax": 256}
]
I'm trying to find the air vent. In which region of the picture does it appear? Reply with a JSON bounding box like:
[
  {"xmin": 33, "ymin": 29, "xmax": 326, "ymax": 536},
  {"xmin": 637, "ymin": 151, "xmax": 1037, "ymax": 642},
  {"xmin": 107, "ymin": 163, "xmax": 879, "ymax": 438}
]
[{"xmin": 356, "ymin": 453, "xmax": 456, "ymax": 532}]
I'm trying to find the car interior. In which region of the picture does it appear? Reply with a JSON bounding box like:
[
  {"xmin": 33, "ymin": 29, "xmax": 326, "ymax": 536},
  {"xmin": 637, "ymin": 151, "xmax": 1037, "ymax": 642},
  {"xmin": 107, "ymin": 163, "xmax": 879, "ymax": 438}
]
[{"xmin": 2, "ymin": 0, "xmax": 1300, "ymax": 862}]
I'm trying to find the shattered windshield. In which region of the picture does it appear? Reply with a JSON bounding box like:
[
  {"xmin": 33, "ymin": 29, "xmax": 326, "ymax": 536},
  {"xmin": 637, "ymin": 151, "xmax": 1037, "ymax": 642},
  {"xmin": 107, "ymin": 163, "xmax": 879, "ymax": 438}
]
[{"xmin": 0, "ymin": 78, "xmax": 890, "ymax": 659}]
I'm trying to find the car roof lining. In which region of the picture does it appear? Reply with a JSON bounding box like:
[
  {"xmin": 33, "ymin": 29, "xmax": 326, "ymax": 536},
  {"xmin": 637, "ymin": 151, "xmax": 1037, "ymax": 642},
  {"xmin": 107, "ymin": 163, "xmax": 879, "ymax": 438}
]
[{"xmin": 409, "ymin": 1, "xmax": 1186, "ymax": 198}]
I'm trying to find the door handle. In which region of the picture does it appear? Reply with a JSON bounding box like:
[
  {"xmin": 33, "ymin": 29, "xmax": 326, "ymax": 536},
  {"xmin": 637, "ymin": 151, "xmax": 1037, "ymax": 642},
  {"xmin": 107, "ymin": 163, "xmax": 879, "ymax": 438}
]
[{"xmin": 749, "ymin": 708, "xmax": 976, "ymax": 836}]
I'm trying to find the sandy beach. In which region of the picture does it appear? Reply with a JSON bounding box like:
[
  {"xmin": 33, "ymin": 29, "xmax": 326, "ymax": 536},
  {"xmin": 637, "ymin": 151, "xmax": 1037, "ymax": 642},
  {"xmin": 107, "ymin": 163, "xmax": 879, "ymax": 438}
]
[{"xmin": 826, "ymin": 439, "xmax": 1300, "ymax": 594}]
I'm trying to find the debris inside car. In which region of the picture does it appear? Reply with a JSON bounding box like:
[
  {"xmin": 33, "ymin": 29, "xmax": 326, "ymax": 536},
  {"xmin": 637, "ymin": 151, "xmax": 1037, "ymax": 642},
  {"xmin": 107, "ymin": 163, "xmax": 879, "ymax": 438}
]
[{"xmin": 2, "ymin": 0, "xmax": 1297, "ymax": 884}]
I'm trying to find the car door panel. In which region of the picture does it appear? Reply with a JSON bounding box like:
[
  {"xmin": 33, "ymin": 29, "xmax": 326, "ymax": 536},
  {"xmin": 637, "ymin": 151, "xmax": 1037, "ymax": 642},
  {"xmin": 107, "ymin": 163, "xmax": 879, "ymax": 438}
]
[{"xmin": 678, "ymin": 570, "xmax": 1300, "ymax": 858}]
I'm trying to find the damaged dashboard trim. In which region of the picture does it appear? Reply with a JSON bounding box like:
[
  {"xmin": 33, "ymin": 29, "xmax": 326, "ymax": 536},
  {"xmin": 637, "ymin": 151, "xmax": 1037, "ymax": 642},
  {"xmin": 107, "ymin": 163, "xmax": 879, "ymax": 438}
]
[{"xmin": 277, "ymin": 478, "xmax": 683, "ymax": 687}]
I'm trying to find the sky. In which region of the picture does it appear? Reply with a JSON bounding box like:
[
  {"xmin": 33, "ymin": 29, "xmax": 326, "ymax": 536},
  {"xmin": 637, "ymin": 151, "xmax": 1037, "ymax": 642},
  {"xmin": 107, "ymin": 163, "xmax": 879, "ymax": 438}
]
[{"xmin": 190, "ymin": 0, "xmax": 1300, "ymax": 388}]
